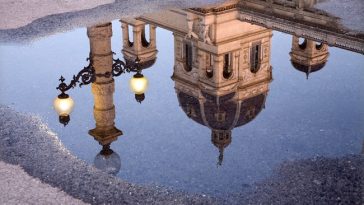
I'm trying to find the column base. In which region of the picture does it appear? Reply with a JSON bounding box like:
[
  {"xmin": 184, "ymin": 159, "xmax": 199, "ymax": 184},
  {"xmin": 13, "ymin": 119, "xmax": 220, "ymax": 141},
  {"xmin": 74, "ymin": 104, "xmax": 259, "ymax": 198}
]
[{"xmin": 88, "ymin": 126, "xmax": 123, "ymax": 145}]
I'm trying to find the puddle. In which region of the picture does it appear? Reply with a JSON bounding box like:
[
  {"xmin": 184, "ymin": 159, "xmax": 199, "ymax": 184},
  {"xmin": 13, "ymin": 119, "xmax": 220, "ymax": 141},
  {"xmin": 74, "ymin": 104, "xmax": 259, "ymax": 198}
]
[{"xmin": 0, "ymin": 1, "xmax": 363, "ymax": 201}]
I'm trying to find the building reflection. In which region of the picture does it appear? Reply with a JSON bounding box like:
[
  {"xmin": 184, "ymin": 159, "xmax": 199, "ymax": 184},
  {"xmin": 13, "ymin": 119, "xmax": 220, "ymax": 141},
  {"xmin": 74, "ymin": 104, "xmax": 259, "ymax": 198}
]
[
  {"xmin": 66, "ymin": 2, "xmax": 337, "ymax": 170},
  {"xmin": 169, "ymin": 3, "xmax": 273, "ymax": 165},
  {"xmin": 120, "ymin": 18, "xmax": 157, "ymax": 66},
  {"xmin": 120, "ymin": 18, "xmax": 157, "ymax": 102},
  {"xmin": 290, "ymin": 36, "xmax": 329, "ymax": 78}
]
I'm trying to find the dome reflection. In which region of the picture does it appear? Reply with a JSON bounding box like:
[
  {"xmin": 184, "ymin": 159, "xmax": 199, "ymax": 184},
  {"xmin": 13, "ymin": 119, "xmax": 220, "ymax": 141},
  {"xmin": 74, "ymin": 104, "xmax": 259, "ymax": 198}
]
[
  {"xmin": 290, "ymin": 36, "xmax": 329, "ymax": 79},
  {"xmin": 170, "ymin": 13, "xmax": 273, "ymax": 165}
]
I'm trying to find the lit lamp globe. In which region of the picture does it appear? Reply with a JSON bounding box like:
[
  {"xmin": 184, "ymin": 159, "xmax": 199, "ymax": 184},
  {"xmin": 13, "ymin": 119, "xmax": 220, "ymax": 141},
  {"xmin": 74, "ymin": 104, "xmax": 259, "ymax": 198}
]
[
  {"xmin": 53, "ymin": 93, "xmax": 74, "ymax": 126},
  {"xmin": 129, "ymin": 73, "xmax": 148, "ymax": 103}
]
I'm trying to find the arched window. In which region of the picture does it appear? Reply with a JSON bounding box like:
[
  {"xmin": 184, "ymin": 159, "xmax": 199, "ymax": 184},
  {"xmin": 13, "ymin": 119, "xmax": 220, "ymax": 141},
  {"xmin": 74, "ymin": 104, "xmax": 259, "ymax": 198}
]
[
  {"xmin": 298, "ymin": 38, "xmax": 307, "ymax": 50},
  {"xmin": 315, "ymin": 42, "xmax": 324, "ymax": 50},
  {"xmin": 225, "ymin": 133, "xmax": 229, "ymax": 140},
  {"xmin": 250, "ymin": 42, "xmax": 261, "ymax": 73},
  {"xmin": 128, "ymin": 25, "xmax": 134, "ymax": 47},
  {"xmin": 206, "ymin": 53, "xmax": 213, "ymax": 78},
  {"xmin": 215, "ymin": 111, "xmax": 226, "ymax": 122},
  {"xmin": 141, "ymin": 24, "xmax": 150, "ymax": 48},
  {"xmin": 184, "ymin": 43, "xmax": 193, "ymax": 72},
  {"xmin": 223, "ymin": 53, "xmax": 232, "ymax": 79}
]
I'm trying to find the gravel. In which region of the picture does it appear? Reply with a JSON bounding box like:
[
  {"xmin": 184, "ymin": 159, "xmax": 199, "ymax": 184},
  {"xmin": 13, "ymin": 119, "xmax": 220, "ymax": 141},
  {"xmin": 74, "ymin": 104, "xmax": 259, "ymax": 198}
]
[
  {"xmin": 0, "ymin": 0, "xmax": 114, "ymax": 30},
  {"xmin": 0, "ymin": 0, "xmax": 228, "ymax": 43},
  {"xmin": 0, "ymin": 0, "xmax": 362, "ymax": 43},
  {"xmin": 315, "ymin": 0, "xmax": 364, "ymax": 33},
  {"xmin": 234, "ymin": 156, "xmax": 364, "ymax": 205},
  {"xmin": 1, "ymin": 105, "xmax": 363, "ymax": 204},
  {"xmin": 0, "ymin": 160, "xmax": 87, "ymax": 205},
  {"xmin": 0, "ymin": 105, "xmax": 220, "ymax": 205}
]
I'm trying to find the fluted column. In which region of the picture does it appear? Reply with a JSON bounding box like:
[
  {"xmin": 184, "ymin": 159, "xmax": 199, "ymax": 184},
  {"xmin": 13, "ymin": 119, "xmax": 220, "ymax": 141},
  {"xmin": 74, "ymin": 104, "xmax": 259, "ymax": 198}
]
[{"xmin": 87, "ymin": 22, "xmax": 122, "ymax": 145}]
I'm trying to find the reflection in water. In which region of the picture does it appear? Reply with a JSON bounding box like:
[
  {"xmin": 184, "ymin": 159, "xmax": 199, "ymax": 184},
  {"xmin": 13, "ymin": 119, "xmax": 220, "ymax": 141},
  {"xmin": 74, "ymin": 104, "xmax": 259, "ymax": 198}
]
[
  {"xmin": 44, "ymin": 2, "xmax": 362, "ymax": 197},
  {"xmin": 53, "ymin": 21, "xmax": 154, "ymax": 125},
  {"xmin": 120, "ymin": 18, "xmax": 157, "ymax": 68},
  {"xmin": 168, "ymin": 5, "xmax": 273, "ymax": 165},
  {"xmin": 53, "ymin": 92, "xmax": 74, "ymax": 126},
  {"xmin": 85, "ymin": 21, "xmax": 159, "ymax": 174},
  {"xmin": 290, "ymin": 36, "xmax": 329, "ymax": 79},
  {"xmin": 53, "ymin": 20, "xmax": 160, "ymax": 174},
  {"xmin": 121, "ymin": 18, "xmax": 157, "ymax": 103},
  {"xmin": 86, "ymin": 23, "xmax": 123, "ymax": 175},
  {"xmin": 94, "ymin": 144, "xmax": 121, "ymax": 176},
  {"xmin": 55, "ymin": 1, "xmax": 334, "ymax": 170},
  {"xmin": 53, "ymin": 19, "xmax": 159, "ymax": 175}
]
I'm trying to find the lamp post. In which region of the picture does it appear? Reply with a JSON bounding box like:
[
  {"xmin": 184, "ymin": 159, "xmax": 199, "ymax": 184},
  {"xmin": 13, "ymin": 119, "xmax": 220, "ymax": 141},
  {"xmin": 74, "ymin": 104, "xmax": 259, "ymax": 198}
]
[{"xmin": 53, "ymin": 55, "xmax": 148, "ymax": 126}]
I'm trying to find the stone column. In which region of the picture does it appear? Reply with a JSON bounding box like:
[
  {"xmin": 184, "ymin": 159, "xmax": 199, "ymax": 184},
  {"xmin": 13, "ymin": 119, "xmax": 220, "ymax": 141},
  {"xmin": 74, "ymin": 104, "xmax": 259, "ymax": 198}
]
[
  {"xmin": 87, "ymin": 22, "xmax": 122, "ymax": 146},
  {"xmin": 121, "ymin": 22, "xmax": 130, "ymax": 46},
  {"xmin": 133, "ymin": 25, "xmax": 142, "ymax": 53},
  {"xmin": 214, "ymin": 55, "xmax": 224, "ymax": 84},
  {"xmin": 149, "ymin": 25, "xmax": 157, "ymax": 47}
]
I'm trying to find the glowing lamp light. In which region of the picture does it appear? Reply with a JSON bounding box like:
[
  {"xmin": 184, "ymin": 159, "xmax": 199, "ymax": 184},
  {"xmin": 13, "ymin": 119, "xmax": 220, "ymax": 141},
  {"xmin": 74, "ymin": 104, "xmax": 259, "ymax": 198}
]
[
  {"xmin": 53, "ymin": 93, "xmax": 74, "ymax": 126},
  {"xmin": 129, "ymin": 73, "xmax": 148, "ymax": 95}
]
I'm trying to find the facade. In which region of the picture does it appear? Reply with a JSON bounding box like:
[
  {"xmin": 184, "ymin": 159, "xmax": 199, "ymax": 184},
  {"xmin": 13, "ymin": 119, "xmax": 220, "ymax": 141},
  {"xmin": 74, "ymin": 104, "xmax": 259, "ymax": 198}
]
[
  {"xmin": 96, "ymin": 0, "xmax": 347, "ymax": 166},
  {"xmin": 141, "ymin": 4, "xmax": 274, "ymax": 165}
]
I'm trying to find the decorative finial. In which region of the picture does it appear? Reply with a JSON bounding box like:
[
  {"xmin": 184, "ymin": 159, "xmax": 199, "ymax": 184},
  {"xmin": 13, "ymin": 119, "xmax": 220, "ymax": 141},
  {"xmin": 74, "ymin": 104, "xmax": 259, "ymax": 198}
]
[
  {"xmin": 306, "ymin": 66, "xmax": 312, "ymax": 80},
  {"xmin": 217, "ymin": 147, "xmax": 224, "ymax": 167},
  {"xmin": 135, "ymin": 56, "xmax": 141, "ymax": 64},
  {"xmin": 59, "ymin": 76, "xmax": 65, "ymax": 83},
  {"xmin": 135, "ymin": 93, "xmax": 145, "ymax": 103}
]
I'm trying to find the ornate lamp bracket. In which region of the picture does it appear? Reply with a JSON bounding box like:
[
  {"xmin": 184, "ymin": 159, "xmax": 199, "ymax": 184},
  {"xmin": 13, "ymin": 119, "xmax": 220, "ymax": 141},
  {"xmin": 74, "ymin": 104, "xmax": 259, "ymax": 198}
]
[{"xmin": 56, "ymin": 53, "xmax": 141, "ymax": 94}]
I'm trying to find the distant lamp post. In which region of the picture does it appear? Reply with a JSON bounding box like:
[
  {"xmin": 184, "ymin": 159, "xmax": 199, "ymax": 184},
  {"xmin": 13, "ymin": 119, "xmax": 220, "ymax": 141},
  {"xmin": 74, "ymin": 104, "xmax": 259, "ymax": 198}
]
[{"xmin": 54, "ymin": 54, "xmax": 147, "ymax": 126}]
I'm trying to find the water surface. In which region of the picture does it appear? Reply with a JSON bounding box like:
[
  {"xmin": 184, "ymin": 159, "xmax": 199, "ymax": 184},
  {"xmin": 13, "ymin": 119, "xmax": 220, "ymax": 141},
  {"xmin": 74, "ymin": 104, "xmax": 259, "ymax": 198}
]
[{"xmin": 0, "ymin": 16, "xmax": 363, "ymax": 197}]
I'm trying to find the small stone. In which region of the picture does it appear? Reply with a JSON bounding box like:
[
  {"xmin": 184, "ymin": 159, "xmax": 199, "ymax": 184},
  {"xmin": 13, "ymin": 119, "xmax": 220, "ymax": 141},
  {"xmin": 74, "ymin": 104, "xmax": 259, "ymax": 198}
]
[{"xmin": 313, "ymin": 179, "xmax": 322, "ymax": 185}]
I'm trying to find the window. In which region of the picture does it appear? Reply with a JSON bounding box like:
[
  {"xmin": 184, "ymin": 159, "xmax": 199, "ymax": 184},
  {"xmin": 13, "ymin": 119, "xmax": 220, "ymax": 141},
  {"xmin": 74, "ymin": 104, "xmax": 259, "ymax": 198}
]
[
  {"xmin": 128, "ymin": 25, "xmax": 134, "ymax": 47},
  {"xmin": 215, "ymin": 111, "xmax": 226, "ymax": 122},
  {"xmin": 184, "ymin": 43, "xmax": 193, "ymax": 72},
  {"xmin": 315, "ymin": 42, "xmax": 323, "ymax": 50},
  {"xmin": 250, "ymin": 43, "xmax": 261, "ymax": 73},
  {"xmin": 141, "ymin": 24, "xmax": 150, "ymax": 48},
  {"xmin": 206, "ymin": 54, "xmax": 213, "ymax": 78},
  {"xmin": 298, "ymin": 38, "xmax": 307, "ymax": 50},
  {"xmin": 223, "ymin": 53, "xmax": 232, "ymax": 79}
]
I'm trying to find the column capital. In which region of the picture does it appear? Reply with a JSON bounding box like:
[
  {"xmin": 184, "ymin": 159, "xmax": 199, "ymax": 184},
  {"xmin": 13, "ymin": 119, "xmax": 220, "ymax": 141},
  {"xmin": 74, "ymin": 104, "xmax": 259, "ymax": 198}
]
[{"xmin": 87, "ymin": 23, "xmax": 112, "ymax": 39}]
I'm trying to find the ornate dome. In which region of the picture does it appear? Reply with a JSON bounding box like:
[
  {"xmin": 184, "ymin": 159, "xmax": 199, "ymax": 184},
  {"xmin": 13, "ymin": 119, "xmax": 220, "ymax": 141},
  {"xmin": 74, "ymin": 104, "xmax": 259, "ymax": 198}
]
[
  {"xmin": 291, "ymin": 61, "xmax": 326, "ymax": 77},
  {"xmin": 236, "ymin": 93, "xmax": 266, "ymax": 127},
  {"xmin": 177, "ymin": 91, "xmax": 266, "ymax": 165},
  {"xmin": 177, "ymin": 91, "xmax": 266, "ymax": 131}
]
